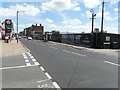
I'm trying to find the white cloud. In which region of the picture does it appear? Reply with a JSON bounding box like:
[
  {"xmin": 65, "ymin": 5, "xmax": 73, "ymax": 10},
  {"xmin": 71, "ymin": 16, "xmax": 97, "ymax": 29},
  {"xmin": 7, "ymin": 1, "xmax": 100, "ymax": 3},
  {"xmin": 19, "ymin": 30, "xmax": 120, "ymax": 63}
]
[
  {"xmin": 114, "ymin": 8, "xmax": 120, "ymax": 12},
  {"xmin": 41, "ymin": 0, "xmax": 80, "ymax": 12},
  {"xmin": 104, "ymin": 26, "xmax": 118, "ymax": 34},
  {"xmin": 96, "ymin": 11, "xmax": 110, "ymax": 18},
  {"xmin": 0, "ymin": 3, "xmax": 40, "ymax": 17},
  {"xmin": 106, "ymin": 16, "xmax": 117, "ymax": 21},
  {"xmin": 48, "ymin": 24, "xmax": 57, "ymax": 29},
  {"xmin": 81, "ymin": 14, "xmax": 85, "ymax": 17},
  {"xmin": 114, "ymin": 8, "xmax": 118, "ymax": 12},
  {"xmin": 45, "ymin": 22, "xmax": 93, "ymax": 33},
  {"xmin": 62, "ymin": 22, "xmax": 92, "ymax": 33},
  {"xmin": 85, "ymin": 10, "xmax": 92, "ymax": 18},
  {"xmin": 95, "ymin": 5, "xmax": 110, "ymax": 18},
  {"xmin": 83, "ymin": 0, "xmax": 100, "ymax": 8},
  {"xmin": 45, "ymin": 18, "xmax": 53, "ymax": 23},
  {"xmin": 74, "ymin": 7, "xmax": 81, "ymax": 11},
  {"xmin": 62, "ymin": 19, "xmax": 82, "ymax": 25},
  {"xmin": 110, "ymin": 0, "xmax": 119, "ymax": 5}
]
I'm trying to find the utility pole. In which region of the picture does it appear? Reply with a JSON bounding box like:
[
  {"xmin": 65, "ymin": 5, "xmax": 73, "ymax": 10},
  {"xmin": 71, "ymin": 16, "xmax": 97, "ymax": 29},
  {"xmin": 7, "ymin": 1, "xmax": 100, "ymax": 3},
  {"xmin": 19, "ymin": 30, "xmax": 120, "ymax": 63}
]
[
  {"xmin": 101, "ymin": 0, "xmax": 105, "ymax": 33},
  {"xmin": 100, "ymin": 0, "xmax": 105, "ymax": 48}
]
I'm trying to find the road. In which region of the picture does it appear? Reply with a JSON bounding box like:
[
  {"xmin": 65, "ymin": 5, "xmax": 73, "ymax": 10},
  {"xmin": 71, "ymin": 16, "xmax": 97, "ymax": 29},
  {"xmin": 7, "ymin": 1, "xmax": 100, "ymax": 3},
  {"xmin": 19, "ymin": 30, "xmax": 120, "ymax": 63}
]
[{"xmin": 20, "ymin": 38, "xmax": 118, "ymax": 88}]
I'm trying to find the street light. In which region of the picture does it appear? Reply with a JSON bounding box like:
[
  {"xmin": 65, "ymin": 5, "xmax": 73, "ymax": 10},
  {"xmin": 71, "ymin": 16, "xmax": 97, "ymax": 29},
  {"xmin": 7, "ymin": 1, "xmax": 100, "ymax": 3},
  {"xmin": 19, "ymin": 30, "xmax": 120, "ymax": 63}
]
[
  {"xmin": 90, "ymin": 9, "xmax": 96, "ymax": 33},
  {"xmin": 16, "ymin": 11, "xmax": 25, "ymax": 43},
  {"xmin": 90, "ymin": 9, "xmax": 96, "ymax": 48}
]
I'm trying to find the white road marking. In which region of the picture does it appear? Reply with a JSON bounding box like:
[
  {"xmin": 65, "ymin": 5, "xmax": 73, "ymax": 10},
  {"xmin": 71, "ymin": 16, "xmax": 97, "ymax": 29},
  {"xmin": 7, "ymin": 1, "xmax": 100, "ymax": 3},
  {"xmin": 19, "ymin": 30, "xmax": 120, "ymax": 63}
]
[
  {"xmin": 45, "ymin": 73, "xmax": 52, "ymax": 79},
  {"xmin": 63, "ymin": 50, "xmax": 71, "ymax": 53},
  {"xmin": 37, "ymin": 79, "xmax": 50, "ymax": 83},
  {"xmin": 28, "ymin": 54, "xmax": 32, "ymax": 56},
  {"xmin": 27, "ymin": 52, "xmax": 30, "ymax": 54},
  {"xmin": 63, "ymin": 49, "xmax": 86, "ymax": 57},
  {"xmin": 30, "ymin": 56, "xmax": 34, "ymax": 59},
  {"xmin": 23, "ymin": 55, "xmax": 27, "ymax": 57},
  {"xmin": 26, "ymin": 63, "xmax": 31, "ymax": 66},
  {"xmin": 53, "ymin": 82, "xmax": 61, "ymax": 89},
  {"xmin": 104, "ymin": 61, "xmax": 120, "ymax": 67},
  {"xmin": 25, "ymin": 59, "xmax": 29, "ymax": 62},
  {"xmin": 34, "ymin": 62, "xmax": 40, "ymax": 65},
  {"xmin": 40, "ymin": 66, "xmax": 45, "ymax": 71},
  {"xmin": 32, "ymin": 59, "xmax": 36, "ymax": 62},
  {"xmin": 24, "ymin": 56, "xmax": 28, "ymax": 59},
  {"xmin": 0, "ymin": 64, "xmax": 39, "ymax": 70},
  {"xmin": 50, "ymin": 46, "xmax": 58, "ymax": 49}
]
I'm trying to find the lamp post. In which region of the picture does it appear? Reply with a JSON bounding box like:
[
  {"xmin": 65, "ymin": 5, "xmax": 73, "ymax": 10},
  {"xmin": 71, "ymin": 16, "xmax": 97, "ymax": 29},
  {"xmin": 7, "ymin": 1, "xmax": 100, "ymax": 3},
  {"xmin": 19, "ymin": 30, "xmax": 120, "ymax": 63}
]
[
  {"xmin": 16, "ymin": 11, "xmax": 25, "ymax": 43},
  {"xmin": 90, "ymin": 9, "xmax": 96, "ymax": 48},
  {"xmin": 90, "ymin": 9, "xmax": 96, "ymax": 33}
]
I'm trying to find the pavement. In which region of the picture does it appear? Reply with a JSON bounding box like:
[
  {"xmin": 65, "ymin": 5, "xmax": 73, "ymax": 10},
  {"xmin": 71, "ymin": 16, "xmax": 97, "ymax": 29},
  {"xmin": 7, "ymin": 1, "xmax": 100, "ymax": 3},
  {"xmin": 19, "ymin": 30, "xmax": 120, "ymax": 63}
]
[
  {"xmin": 1, "ymin": 39, "xmax": 60, "ymax": 89},
  {"xmin": 20, "ymin": 39, "xmax": 118, "ymax": 88},
  {"xmin": 48, "ymin": 41, "xmax": 119, "ymax": 57},
  {"xmin": 1, "ymin": 39, "xmax": 27, "ymax": 57}
]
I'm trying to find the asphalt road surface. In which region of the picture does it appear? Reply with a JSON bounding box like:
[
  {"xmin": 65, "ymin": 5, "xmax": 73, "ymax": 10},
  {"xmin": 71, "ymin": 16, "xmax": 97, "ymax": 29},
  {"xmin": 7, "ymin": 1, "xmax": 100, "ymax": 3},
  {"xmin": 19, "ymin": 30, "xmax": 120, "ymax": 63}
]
[{"xmin": 20, "ymin": 39, "xmax": 118, "ymax": 88}]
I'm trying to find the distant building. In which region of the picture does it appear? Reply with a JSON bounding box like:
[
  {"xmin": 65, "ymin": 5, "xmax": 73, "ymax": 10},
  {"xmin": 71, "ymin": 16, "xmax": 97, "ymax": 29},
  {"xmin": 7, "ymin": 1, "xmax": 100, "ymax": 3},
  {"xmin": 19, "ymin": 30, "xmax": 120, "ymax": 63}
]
[{"xmin": 23, "ymin": 24, "xmax": 44, "ymax": 39}]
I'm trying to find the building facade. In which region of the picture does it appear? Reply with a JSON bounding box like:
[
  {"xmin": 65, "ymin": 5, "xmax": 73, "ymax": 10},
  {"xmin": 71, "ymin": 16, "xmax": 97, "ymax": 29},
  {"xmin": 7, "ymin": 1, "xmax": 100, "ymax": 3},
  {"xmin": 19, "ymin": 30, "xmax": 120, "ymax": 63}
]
[{"xmin": 23, "ymin": 24, "xmax": 44, "ymax": 39}]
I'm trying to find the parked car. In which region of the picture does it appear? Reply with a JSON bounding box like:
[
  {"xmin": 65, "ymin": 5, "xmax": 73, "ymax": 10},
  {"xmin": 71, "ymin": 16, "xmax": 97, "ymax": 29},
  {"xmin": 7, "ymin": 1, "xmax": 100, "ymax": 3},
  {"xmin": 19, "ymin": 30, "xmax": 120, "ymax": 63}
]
[{"xmin": 28, "ymin": 37, "xmax": 32, "ymax": 40}]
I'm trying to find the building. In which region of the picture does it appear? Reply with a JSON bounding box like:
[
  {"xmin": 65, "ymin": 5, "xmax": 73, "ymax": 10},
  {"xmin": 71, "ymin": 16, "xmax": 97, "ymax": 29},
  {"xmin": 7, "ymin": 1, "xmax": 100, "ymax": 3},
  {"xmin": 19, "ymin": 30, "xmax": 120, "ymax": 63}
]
[{"xmin": 23, "ymin": 24, "xmax": 44, "ymax": 39}]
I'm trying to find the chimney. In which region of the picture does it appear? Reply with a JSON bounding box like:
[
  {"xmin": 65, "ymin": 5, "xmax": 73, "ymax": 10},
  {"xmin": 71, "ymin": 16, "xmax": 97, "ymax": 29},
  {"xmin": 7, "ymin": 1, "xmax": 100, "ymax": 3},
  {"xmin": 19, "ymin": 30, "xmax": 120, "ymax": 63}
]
[
  {"xmin": 40, "ymin": 24, "xmax": 41, "ymax": 26},
  {"xmin": 36, "ymin": 24, "xmax": 37, "ymax": 26}
]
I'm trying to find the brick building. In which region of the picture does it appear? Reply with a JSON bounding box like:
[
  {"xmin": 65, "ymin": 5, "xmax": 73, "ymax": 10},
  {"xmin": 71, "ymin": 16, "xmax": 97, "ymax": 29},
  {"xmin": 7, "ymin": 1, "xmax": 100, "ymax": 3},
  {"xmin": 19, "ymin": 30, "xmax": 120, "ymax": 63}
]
[{"xmin": 23, "ymin": 24, "xmax": 44, "ymax": 39}]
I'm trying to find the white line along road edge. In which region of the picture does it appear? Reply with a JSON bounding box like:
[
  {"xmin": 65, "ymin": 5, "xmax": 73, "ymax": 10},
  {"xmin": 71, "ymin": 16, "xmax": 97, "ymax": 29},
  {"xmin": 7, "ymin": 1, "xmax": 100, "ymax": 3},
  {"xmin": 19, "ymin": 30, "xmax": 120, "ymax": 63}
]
[
  {"xmin": 45, "ymin": 73, "xmax": 52, "ymax": 79},
  {"xmin": 40, "ymin": 66, "xmax": 45, "ymax": 71},
  {"xmin": 53, "ymin": 82, "xmax": 61, "ymax": 89},
  {"xmin": 104, "ymin": 60, "xmax": 120, "ymax": 67}
]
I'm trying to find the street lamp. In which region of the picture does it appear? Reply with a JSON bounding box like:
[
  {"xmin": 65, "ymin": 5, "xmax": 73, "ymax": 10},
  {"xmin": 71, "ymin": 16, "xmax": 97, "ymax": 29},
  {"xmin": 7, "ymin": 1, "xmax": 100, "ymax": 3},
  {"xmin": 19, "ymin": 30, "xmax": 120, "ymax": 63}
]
[
  {"xmin": 90, "ymin": 9, "xmax": 96, "ymax": 48},
  {"xmin": 16, "ymin": 11, "xmax": 25, "ymax": 43},
  {"xmin": 90, "ymin": 9, "xmax": 96, "ymax": 33}
]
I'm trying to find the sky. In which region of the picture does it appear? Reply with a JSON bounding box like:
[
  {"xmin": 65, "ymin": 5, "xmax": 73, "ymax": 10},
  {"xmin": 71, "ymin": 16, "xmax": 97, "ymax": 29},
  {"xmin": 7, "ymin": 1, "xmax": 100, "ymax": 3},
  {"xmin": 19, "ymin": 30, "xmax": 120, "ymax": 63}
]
[{"xmin": 0, "ymin": 0, "xmax": 119, "ymax": 34}]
